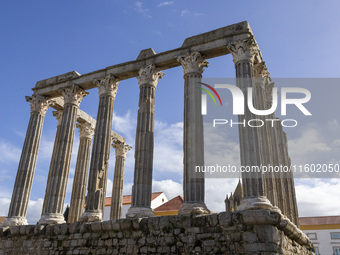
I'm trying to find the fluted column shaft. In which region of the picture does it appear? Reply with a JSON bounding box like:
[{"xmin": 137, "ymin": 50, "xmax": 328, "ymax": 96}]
[
  {"xmin": 228, "ymin": 38, "xmax": 272, "ymax": 210},
  {"xmin": 177, "ymin": 52, "xmax": 209, "ymax": 215},
  {"xmin": 275, "ymin": 125, "xmax": 299, "ymax": 225},
  {"xmin": 68, "ymin": 122, "xmax": 94, "ymax": 223},
  {"xmin": 80, "ymin": 74, "xmax": 118, "ymax": 222},
  {"xmin": 2, "ymin": 94, "xmax": 51, "ymax": 227},
  {"xmin": 253, "ymin": 63, "xmax": 279, "ymax": 208},
  {"xmin": 42, "ymin": 110, "xmax": 63, "ymax": 214},
  {"xmin": 39, "ymin": 85, "xmax": 88, "ymax": 224},
  {"xmin": 127, "ymin": 65, "xmax": 163, "ymax": 218},
  {"xmin": 110, "ymin": 143, "xmax": 131, "ymax": 220}
]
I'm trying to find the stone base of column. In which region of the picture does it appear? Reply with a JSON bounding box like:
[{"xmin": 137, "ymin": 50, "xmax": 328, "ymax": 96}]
[
  {"xmin": 1, "ymin": 216, "xmax": 28, "ymax": 227},
  {"xmin": 38, "ymin": 213, "xmax": 65, "ymax": 225},
  {"xmin": 126, "ymin": 206, "xmax": 154, "ymax": 218},
  {"xmin": 237, "ymin": 197, "xmax": 273, "ymax": 211},
  {"xmin": 272, "ymin": 206, "xmax": 282, "ymax": 214},
  {"xmin": 178, "ymin": 202, "xmax": 210, "ymax": 216},
  {"xmin": 79, "ymin": 211, "xmax": 102, "ymax": 222}
]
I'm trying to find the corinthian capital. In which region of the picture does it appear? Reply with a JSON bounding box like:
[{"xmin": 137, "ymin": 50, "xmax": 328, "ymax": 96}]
[
  {"xmin": 253, "ymin": 62, "xmax": 270, "ymax": 79},
  {"xmin": 52, "ymin": 110, "xmax": 63, "ymax": 126},
  {"xmin": 59, "ymin": 84, "xmax": 89, "ymax": 106},
  {"xmin": 137, "ymin": 65, "xmax": 164, "ymax": 87},
  {"xmin": 94, "ymin": 74, "xmax": 119, "ymax": 97},
  {"xmin": 227, "ymin": 38, "xmax": 259, "ymax": 64},
  {"xmin": 177, "ymin": 52, "xmax": 209, "ymax": 75},
  {"xmin": 253, "ymin": 62, "xmax": 271, "ymax": 89},
  {"xmin": 25, "ymin": 93, "xmax": 52, "ymax": 116},
  {"xmin": 76, "ymin": 122, "xmax": 95, "ymax": 139},
  {"xmin": 112, "ymin": 143, "xmax": 132, "ymax": 158}
]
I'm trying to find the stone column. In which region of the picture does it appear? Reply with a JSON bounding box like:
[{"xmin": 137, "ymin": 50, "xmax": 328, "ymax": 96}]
[
  {"xmin": 278, "ymin": 127, "xmax": 299, "ymax": 226},
  {"xmin": 126, "ymin": 64, "xmax": 164, "ymax": 218},
  {"xmin": 80, "ymin": 74, "xmax": 119, "ymax": 222},
  {"xmin": 110, "ymin": 142, "xmax": 131, "ymax": 220},
  {"xmin": 2, "ymin": 94, "xmax": 51, "ymax": 227},
  {"xmin": 41, "ymin": 110, "xmax": 63, "ymax": 214},
  {"xmin": 68, "ymin": 122, "xmax": 95, "ymax": 223},
  {"xmin": 177, "ymin": 52, "xmax": 210, "ymax": 215},
  {"xmin": 271, "ymin": 119, "xmax": 287, "ymax": 214},
  {"xmin": 39, "ymin": 84, "xmax": 88, "ymax": 224},
  {"xmin": 253, "ymin": 62, "xmax": 279, "ymax": 209},
  {"xmin": 227, "ymin": 38, "xmax": 272, "ymax": 211}
]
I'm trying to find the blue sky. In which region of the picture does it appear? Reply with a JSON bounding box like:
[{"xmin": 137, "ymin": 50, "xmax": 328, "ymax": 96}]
[{"xmin": 1, "ymin": 0, "xmax": 340, "ymax": 223}]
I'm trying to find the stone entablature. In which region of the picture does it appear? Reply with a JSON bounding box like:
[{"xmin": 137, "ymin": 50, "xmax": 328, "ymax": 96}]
[
  {"xmin": 0, "ymin": 210, "xmax": 314, "ymax": 254},
  {"xmin": 32, "ymin": 22, "xmax": 256, "ymax": 97}
]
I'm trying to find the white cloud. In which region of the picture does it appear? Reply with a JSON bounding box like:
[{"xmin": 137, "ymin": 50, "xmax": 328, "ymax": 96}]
[
  {"xmin": 295, "ymin": 178, "xmax": 340, "ymax": 217},
  {"xmin": 205, "ymin": 178, "xmax": 239, "ymax": 213},
  {"xmin": 123, "ymin": 182, "xmax": 133, "ymax": 196},
  {"xmin": 26, "ymin": 198, "xmax": 44, "ymax": 224},
  {"xmin": 154, "ymin": 121, "xmax": 183, "ymax": 173},
  {"xmin": 37, "ymin": 134, "xmax": 55, "ymax": 160},
  {"xmin": 194, "ymin": 13, "xmax": 205, "ymax": 16},
  {"xmin": 0, "ymin": 197, "xmax": 44, "ymax": 224},
  {"xmin": 106, "ymin": 179, "xmax": 113, "ymax": 197},
  {"xmin": 0, "ymin": 198, "xmax": 10, "ymax": 216},
  {"xmin": 289, "ymin": 127, "xmax": 332, "ymax": 165},
  {"xmin": 181, "ymin": 9, "xmax": 190, "ymax": 17},
  {"xmin": 135, "ymin": 2, "xmax": 152, "ymax": 19},
  {"xmin": 157, "ymin": 1, "xmax": 174, "ymax": 7},
  {"xmin": 112, "ymin": 111, "xmax": 136, "ymax": 144},
  {"xmin": 152, "ymin": 179, "xmax": 182, "ymax": 200},
  {"xmin": 0, "ymin": 140, "xmax": 21, "ymax": 163},
  {"xmin": 204, "ymin": 123, "xmax": 241, "ymax": 178}
]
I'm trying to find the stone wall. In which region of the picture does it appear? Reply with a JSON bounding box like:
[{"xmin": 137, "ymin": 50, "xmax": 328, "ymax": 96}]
[{"xmin": 0, "ymin": 210, "xmax": 314, "ymax": 255}]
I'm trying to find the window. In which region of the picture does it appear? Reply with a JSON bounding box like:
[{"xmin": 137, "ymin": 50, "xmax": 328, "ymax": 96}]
[
  {"xmin": 314, "ymin": 247, "xmax": 319, "ymax": 255},
  {"xmin": 334, "ymin": 247, "xmax": 340, "ymax": 255},
  {"xmin": 331, "ymin": 232, "xmax": 340, "ymax": 239},
  {"xmin": 307, "ymin": 233, "xmax": 317, "ymax": 240}
]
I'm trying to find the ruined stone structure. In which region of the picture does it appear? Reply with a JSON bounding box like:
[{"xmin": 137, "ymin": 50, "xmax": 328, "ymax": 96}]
[
  {"xmin": 0, "ymin": 22, "xmax": 312, "ymax": 254},
  {"xmin": 0, "ymin": 210, "xmax": 314, "ymax": 254}
]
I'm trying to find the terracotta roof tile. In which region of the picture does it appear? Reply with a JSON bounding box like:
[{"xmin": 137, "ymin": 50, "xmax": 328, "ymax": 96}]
[
  {"xmin": 104, "ymin": 192, "xmax": 164, "ymax": 206},
  {"xmin": 299, "ymin": 215, "xmax": 340, "ymax": 225},
  {"xmin": 154, "ymin": 196, "xmax": 184, "ymax": 212}
]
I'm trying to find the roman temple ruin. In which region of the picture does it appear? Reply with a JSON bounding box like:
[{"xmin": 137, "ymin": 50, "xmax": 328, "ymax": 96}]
[{"xmin": 0, "ymin": 21, "xmax": 314, "ymax": 254}]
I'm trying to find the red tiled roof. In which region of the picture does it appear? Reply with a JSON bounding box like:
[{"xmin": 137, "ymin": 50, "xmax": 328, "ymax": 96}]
[
  {"xmin": 104, "ymin": 192, "xmax": 164, "ymax": 206},
  {"xmin": 0, "ymin": 217, "xmax": 6, "ymax": 224},
  {"xmin": 154, "ymin": 196, "xmax": 184, "ymax": 212},
  {"xmin": 299, "ymin": 216, "xmax": 340, "ymax": 225}
]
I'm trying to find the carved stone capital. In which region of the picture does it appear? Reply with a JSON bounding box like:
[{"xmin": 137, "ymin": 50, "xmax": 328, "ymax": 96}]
[
  {"xmin": 137, "ymin": 65, "xmax": 164, "ymax": 87},
  {"xmin": 112, "ymin": 143, "xmax": 132, "ymax": 158},
  {"xmin": 76, "ymin": 122, "xmax": 95, "ymax": 139},
  {"xmin": 52, "ymin": 110, "xmax": 63, "ymax": 126},
  {"xmin": 94, "ymin": 74, "xmax": 119, "ymax": 97},
  {"xmin": 177, "ymin": 52, "xmax": 209, "ymax": 75},
  {"xmin": 254, "ymin": 62, "xmax": 270, "ymax": 79},
  {"xmin": 25, "ymin": 93, "xmax": 51, "ymax": 116},
  {"xmin": 59, "ymin": 84, "xmax": 89, "ymax": 106},
  {"xmin": 227, "ymin": 38, "xmax": 259, "ymax": 64}
]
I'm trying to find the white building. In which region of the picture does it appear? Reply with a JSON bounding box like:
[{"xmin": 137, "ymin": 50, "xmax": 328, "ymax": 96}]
[
  {"xmin": 300, "ymin": 215, "xmax": 340, "ymax": 255},
  {"xmin": 103, "ymin": 192, "xmax": 168, "ymax": 221}
]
